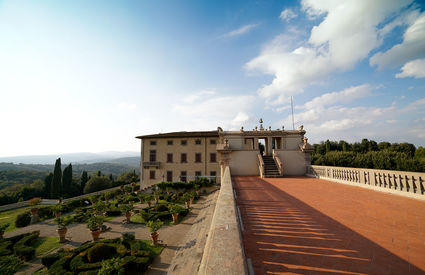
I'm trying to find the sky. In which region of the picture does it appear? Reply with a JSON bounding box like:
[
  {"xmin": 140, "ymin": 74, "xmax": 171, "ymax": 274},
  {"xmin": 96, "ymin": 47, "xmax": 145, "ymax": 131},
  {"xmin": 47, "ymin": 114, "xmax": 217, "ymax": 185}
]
[{"xmin": 0, "ymin": 0, "xmax": 424, "ymax": 157}]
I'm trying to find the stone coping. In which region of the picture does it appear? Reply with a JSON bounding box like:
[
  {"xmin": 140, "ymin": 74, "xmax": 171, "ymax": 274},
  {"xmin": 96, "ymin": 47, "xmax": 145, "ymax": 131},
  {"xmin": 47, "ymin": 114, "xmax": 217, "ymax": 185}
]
[{"xmin": 198, "ymin": 166, "xmax": 247, "ymax": 274}]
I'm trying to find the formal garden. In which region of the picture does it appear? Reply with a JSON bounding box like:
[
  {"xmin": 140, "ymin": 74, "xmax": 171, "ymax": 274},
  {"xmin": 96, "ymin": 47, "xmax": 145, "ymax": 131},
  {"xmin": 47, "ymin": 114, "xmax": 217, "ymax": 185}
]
[{"xmin": 0, "ymin": 177, "xmax": 216, "ymax": 274}]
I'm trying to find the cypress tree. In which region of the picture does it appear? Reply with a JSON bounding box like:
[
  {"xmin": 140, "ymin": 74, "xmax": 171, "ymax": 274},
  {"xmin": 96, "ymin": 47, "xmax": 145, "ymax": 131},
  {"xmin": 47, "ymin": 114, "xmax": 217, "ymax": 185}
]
[
  {"xmin": 80, "ymin": 171, "xmax": 88, "ymax": 194},
  {"xmin": 51, "ymin": 158, "xmax": 62, "ymax": 198},
  {"xmin": 62, "ymin": 164, "xmax": 73, "ymax": 197},
  {"xmin": 44, "ymin": 173, "xmax": 53, "ymax": 199}
]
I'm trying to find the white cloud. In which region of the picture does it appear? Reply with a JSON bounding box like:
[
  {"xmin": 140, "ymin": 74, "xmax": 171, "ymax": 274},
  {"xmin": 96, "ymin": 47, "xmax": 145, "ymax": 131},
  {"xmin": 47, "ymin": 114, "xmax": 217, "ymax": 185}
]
[
  {"xmin": 395, "ymin": 58, "xmax": 425, "ymax": 78},
  {"xmin": 172, "ymin": 91, "xmax": 256, "ymax": 130},
  {"xmin": 183, "ymin": 90, "xmax": 216, "ymax": 103},
  {"xmin": 222, "ymin": 23, "xmax": 259, "ymax": 38},
  {"xmin": 246, "ymin": 0, "xmax": 413, "ymax": 104},
  {"xmin": 370, "ymin": 12, "xmax": 425, "ymax": 69},
  {"xmin": 280, "ymin": 8, "xmax": 297, "ymax": 22},
  {"xmin": 118, "ymin": 102, "xmax": 137, "ymax": 111}
]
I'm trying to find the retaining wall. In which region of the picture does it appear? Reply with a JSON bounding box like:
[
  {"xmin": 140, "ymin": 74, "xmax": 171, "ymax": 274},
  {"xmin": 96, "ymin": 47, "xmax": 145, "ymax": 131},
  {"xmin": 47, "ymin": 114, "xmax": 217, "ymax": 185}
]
[{"xmin": 198, "ymin": 166, "xmax": 247, "ymax": 274}]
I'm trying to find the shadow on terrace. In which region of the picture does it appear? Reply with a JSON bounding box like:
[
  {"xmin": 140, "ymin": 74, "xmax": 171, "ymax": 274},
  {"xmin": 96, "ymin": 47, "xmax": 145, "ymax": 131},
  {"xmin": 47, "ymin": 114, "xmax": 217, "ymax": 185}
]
[{"xmin": 233, "ymin": 176, "xmax": 424, "ymax": 275}]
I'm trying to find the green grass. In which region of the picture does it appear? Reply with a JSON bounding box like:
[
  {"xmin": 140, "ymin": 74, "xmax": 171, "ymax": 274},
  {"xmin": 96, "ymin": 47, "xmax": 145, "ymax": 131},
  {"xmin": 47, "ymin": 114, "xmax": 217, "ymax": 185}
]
[
  {"xmin": 0, "ymin": 206, "xmax": 33, "ymax": 232},
  {"xmin": 32, "ymin": 237, "xmax": 61, "ymax": 257}
]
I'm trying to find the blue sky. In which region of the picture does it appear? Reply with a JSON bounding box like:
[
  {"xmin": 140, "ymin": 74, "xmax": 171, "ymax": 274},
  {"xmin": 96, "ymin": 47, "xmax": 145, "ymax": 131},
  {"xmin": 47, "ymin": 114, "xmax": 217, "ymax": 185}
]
[{"xmin": 0, "ymin": 0, "xmax": 424, "ymax": 157}]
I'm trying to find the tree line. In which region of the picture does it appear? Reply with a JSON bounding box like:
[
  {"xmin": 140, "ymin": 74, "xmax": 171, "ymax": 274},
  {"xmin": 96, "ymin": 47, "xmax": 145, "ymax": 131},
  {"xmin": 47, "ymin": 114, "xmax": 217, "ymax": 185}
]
[
  {"xmin": 311, "ymin": 139, "xmax": 425, "ymax": 172},
  {"xmin": 0, "ymin": 158, "xmax": 140, "ymax": 206}
]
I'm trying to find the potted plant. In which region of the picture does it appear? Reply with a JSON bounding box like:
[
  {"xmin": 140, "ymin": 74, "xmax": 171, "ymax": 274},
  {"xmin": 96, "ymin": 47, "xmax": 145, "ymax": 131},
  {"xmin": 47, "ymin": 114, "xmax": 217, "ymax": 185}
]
[
  {"xmin": 55, "ymin": 216, "xmax": 73, "ymax": 243},
  {"xmin": 189, "ymin": 191, "xmax": 197, "ymax": 204},
  {"xmin": 119, "ymin": 204, "xmax": 134, "ymax": 223},
  {"xmin": 130, "ymin": 241, "xmax": 141, "ymax": 256},
  {"xmin": 154, "ymin": 190, "xmax": 161, "ymax": 204},
  {"xmin": 103, "ymin": 192, "xmax": 112, "ymax": 203},
  {"xmin": 28, "ymin": 197, "xmax": 42, "ymax": 224},
  {"xmin": 169, "ymin": 205, "xmax": 182, "ymax": 224},
  {"xmin": 146, "ymin": 219, "xmax": 163, "ymax": 245},
  {"xmin": 145, "ymin": 194, "xmax": 153, "ymax": 207},
  {"xmin": 52, "ymin": 204, "xmax": 64, "ymax": 218},
  {"xmin": 86, "ymin": 215, "xmax": 104, "ymax": 241},
  {"xmin": 131, "ymin": 182, "xmax": 136, "ymax": 192},
  {"xmin": 194, "ymin": 184, "xmax": 201, "ymax": 196},
  {"xmin": 0, "ymin": 223, "xmax": 9, "ymax": 238},
  {"xmin": 94, "ymin": 201, "xmax": 108, "ymax": 215},
  {"xmin": 182, "ymin": 193, "xmax": 191, "ymax": 208},
  {"xmin": 137, "ymin": 193, "xmax": 145, "ymax": 204}
]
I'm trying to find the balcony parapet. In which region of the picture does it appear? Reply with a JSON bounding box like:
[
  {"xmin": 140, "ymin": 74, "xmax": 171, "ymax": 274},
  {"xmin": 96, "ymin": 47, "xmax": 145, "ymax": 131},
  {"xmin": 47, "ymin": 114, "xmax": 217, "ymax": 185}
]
[{"xmin": 307, "ymin": 165, "xmax": 425, "ymax": 201}]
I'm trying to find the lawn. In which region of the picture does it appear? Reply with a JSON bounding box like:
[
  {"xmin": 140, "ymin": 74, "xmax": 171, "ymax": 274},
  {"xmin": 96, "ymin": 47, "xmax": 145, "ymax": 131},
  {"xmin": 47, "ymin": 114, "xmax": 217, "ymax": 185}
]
[
  {"xmin": 32, "ymin": 237, "xmax": 61, "ymax": 257},
  {"xmin": 0, "ymin": 206, "xmax": 33, "ymax": 232}
]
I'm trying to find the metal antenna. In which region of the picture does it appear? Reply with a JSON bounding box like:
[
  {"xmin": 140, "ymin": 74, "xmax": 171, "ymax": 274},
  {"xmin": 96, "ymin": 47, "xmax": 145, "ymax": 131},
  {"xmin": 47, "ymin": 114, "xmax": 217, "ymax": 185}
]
[{"xmin": 291, "ymin": 96, "xmax": 295, "ymax": 130}]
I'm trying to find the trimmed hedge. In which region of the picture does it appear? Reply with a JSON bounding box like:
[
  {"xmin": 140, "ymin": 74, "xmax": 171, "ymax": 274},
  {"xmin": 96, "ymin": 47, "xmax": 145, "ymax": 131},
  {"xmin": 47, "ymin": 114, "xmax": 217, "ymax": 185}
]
[
  {"xmin": 13, "ymin": 230, "xmax": 40, "ymax": 260},
  {"xmin": 15, "ymin": 212, "xmax": 31, "ymax": 228},
  {"xmin": 41, "ymin": 251, "xmax": 65, "ymax": 268},
  {"xmin": 87, "ymin": 243, "xmax": 115, "ymax": 263},
  {"xmin": 0, "ymin": 254, "xmax": 23, "ymax": 275}
]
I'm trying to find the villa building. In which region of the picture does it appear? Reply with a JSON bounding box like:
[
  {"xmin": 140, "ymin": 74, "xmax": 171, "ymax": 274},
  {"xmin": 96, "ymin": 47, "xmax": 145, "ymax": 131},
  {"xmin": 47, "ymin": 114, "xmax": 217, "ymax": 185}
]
[{"xmin": 136, "ymin": 122, "xmax": 313, "ymax": 188}]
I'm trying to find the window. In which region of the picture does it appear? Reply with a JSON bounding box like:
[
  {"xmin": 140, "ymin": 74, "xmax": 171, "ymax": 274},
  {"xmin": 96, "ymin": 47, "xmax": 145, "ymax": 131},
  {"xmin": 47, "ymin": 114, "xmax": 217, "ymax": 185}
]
[
  {"xmin": 210, "ymin": 139, "xmax": 216, "ymax": 145},
  {"xmin": 166, "ymin": 171, "xmax": 173, "ymax": 182},
  {"xmin": 167, "ymin": 153, "xmax": 173, "ymax": 163},
  {"xmin": 167, "ymin": 140, "xmax": 173, "ymax": 145},
  {"xmin": 149, "ymin": 170, "xmax": 155, "ymax": 179},
  {"xmin": 149, "ymin": 150, "xmax": 156, "ymax": 162},
  {"xmin": 210, "ymin": 153, "xmax": 216, "ymax": 163},
  {"xmin": 195, "ymin": 153, "xmax": 202, "ymax": 163},
  {"xmin": 180, "ymin": 171, "xmax": 187, "ymax": 182},
  {"xmin": 195, "ymin": 171, "xmax": 201, "ymax": 179},
  {"xmin": 181, "ymin": 153, "xmax": 187, "ymax": 163},
  {"xmin": 195, "ymin": 139, "xmax": 201, "ymax": 145},
  {"xmin": 181, "ymin": 140, "xmax": 187, "ymax": 146},
  {"xmin": 150, "ymin": 140, "xmax": 156, "ymax": 146}
]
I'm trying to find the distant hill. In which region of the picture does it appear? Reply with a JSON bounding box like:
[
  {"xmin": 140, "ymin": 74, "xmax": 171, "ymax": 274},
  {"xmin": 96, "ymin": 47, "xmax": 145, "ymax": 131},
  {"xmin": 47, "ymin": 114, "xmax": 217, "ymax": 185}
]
[{"xmin": 0, "ymin": 151, "xmax": 139, "ymax": 165}]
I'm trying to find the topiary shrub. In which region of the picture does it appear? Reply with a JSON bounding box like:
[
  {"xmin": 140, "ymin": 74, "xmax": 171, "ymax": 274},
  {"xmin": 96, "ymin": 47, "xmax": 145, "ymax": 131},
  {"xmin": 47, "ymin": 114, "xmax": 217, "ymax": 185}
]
[
  {"xmin": 41, "ymin": 252, "xmax": 65, "ymax": 268},
  {"xmin": 0, "ymin": 240, "xmax": 12, "ymax": 256},
  {"xmin": 69, "ymin": 255, "xmax": 85, "ymax": 271},
  {"xmin": 48, "ymin": 256, "xmax": 73, "ymax": 275},
  {"xmin": 13, "ymin": 231, "xmax": 39, "ymax": 260},
  {"xmin": 154, "ymin": 204, "xmax": 169, "ymax": 212},
  {"xmin": 98, "ymin": 257, "xmax": 125, "ymax": 275},
  {"xmin": 38, "ymin": 207, "xmax": 54, "ymax": 220},
  {"xmin": 15, "ymin": 212, "xmax": 31, "ymax": 228},
  {"xmin": 75, "ymin": 261, "xmax": 102, "ymax": 272},
  {"xmin": 0, "ymin": 254, "xmax": 23, "ymax": 275},
  {"xmin": 87, "ymin": 243, "xmax": 115, "ymax": 263}
]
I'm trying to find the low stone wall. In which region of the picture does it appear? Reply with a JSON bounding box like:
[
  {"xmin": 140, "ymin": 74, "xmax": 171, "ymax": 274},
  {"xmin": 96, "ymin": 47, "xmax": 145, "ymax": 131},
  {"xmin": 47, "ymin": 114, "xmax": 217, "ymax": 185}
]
[
  {"xmin": 198, "ymin": 166, "xmax": 247, "ymax": 274},
  {"xmin": 307, "ymin": 165, "xmax": 425, "ymax": 200}
]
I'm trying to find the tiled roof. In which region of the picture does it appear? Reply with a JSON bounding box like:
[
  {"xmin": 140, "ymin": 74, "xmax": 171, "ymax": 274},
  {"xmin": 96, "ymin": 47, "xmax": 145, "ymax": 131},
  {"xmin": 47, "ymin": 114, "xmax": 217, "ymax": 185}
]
[{"xmin": 136, "ymin": 130, "xmax": 219, "ymax": 139}]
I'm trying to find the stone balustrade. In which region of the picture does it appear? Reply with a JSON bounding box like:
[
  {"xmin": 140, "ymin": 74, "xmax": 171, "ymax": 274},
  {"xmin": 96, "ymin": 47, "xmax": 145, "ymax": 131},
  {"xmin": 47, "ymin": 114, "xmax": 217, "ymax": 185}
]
[
  {"xmin": 257, "ymin": 153, "xmax": 264, "ymax": 178},
  {"xmin": 307, "ymin": 165, "xmax": 425, "ymax": 200},
  {"xmin": 273, "ymin": 149, "xmax": 283, "ymax": 176},
  {"xmin": 199, "ymin": 166, "xmax": 247, "ymax": 274}
]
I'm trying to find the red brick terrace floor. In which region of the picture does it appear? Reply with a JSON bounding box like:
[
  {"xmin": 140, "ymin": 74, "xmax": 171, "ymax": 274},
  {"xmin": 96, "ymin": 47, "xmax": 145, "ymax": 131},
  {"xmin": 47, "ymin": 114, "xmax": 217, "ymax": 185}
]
[{"xmin": 233, "ymin": 176, "xmax": 425, "ymax": 275}]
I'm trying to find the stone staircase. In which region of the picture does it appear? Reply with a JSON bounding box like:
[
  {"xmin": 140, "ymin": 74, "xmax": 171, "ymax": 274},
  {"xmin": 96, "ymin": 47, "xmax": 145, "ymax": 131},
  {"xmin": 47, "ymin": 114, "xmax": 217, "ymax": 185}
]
[{"xmin": 262, "ymin": 155, "xmax": 281, "ymax": 177}]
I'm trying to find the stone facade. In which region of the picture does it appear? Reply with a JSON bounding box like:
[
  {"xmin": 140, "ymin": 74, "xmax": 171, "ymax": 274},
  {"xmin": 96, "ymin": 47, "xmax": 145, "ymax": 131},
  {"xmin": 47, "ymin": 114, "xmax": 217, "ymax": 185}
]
[{"xmin": 136, "ymin": 124, "xmax": 313, "ymax": 188}]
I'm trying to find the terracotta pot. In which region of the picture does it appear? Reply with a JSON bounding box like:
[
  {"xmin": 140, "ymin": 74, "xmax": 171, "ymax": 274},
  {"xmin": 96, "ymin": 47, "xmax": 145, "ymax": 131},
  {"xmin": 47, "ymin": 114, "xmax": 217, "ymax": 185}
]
[
  {"xmin": 30, "ymin": 208, "xmax": 39, "ymax": 215},
  {"xmin": 147, "ymin": 201, "xmax": 152, "ymax": 207},
  {"xmin": 55, "ymin": 212, "xmax": 62, "ymax": 218},
  {"xmin": 0, "ymin": 231, "xmax": 4, "ymax": 239},
  {"xmin": 196, "ymin": 190, "xmax": 200, "ymax": 196},
  {"xmin": 91, "ymin": 229, "xmax": 101, "ymax": 241},
  {"xmin": 155, "ymin": 196, "xmax": 159, "ymax": 204},
  {"xmin": 125, "ymin": 212, "xmax": 131, "ymax": 222},
  {"xmin": 172, "ymin": 213, "xmax": 179, "ymax": 224},
  {"xmin": 57, "ymin": 227, "xmax": 67, "ymax": 243},
  {"xmin": 150, "ymin": 232, "xmax": 159, "ymax": 245},
  {"xmin": 190, "ymin": 198, "xmax": 194, "ymax": 204},
  {"xmin": 185, "ymin": 201, "xmax": 190, "ymax": 208}
]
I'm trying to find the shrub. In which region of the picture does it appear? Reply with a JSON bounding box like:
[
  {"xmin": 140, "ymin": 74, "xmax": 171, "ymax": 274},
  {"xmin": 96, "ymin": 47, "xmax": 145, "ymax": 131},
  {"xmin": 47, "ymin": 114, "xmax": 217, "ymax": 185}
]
[
  {"xmin": 86, "ymin": 215, "xmax": 104, "ymax": 231},
  {"xmin": 41, "ymin": 251, "xmax": 65, "ymax": 267},
  {"xmin": 28, "ymin": 197, "xmax": 42, "ymax": 206},
  {"xmin": 13, "ymin": 230, "xmax": 39, "ymax": 260},
  {"xmin": 146, "ymin": 220, "xmax": 163, "ymax": 233},
  {"xmin": 119, "ymin": 204, "xmax": 133, "ymax": 214},
  {"xmin": 69, "ymin": 255, "xmax": 85, "ymax": 271},
  {"xmin": 0, "ymin": 240, "xmax": 12, "ymax": 256},
  {"xmin": 15, "ymin": 212, "xmax": 31, "ymax": 228},
  {"xmin": 38, "ymin": 206, "xmax": 54, "ymax": 220},
  {"xmin": 84, "ymin": 177, "xmax": 112, "ymax": 194},
  {"xmin": 87, "ymin": 243, "xmax": 115, "ymax": 263},
  {"xmin": 48, "ymin": 256, "xmax": 73, "ymax": 275},
  {"xmin": 75, "ymin": 261, "xmax": 102, "ymax": 272},
  {"xmin": 98, "ymin": 257, "xmax": 125, "ymax": 275},
  {"xmin": 0, "ymin": 254, "xmax": 23, "ymax": 275},
  {"xmin": 154, "ymin": 204, "xmax": 169, "ymax": 212}
]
